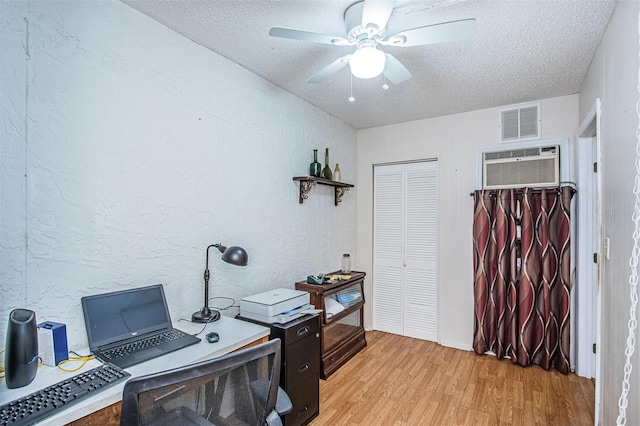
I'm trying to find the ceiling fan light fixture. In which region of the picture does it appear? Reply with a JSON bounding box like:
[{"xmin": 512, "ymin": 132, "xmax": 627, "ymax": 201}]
[{"xmin": 349, "ymin": 46, "xmax": 386, "ymax": 79}]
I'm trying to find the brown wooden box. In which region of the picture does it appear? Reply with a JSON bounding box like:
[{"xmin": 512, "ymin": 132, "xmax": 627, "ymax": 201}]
[{"xmin": 295, "ymin": 271, "xmax": 366, "ymax": 379}]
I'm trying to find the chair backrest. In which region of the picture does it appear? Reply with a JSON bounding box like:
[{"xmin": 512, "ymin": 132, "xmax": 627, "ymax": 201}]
[{"xmin": 120, "ymin": 339, "xmax": 281, "ymax": 426}]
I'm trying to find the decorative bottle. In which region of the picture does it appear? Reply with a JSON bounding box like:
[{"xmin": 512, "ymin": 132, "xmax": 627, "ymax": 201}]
[
  {"xmin": 322, "ymin": 148, "xmax": 333, "ymax": 180},
  {"xmin": 309, "ymin": 149, "xmax": 321, "ymax": 177},
  {"xmin": 333, "ymin": 163, "xmax": 341, "ymax": 182},
  {"xmin": 341, "ymin": 254, "xmax": 351, "ymax": 274}
]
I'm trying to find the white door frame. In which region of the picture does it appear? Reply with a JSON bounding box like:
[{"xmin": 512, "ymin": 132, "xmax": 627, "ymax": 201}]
[{"xmin": 576, "ymin": 98, "xmax": 602, "ymax": 422}]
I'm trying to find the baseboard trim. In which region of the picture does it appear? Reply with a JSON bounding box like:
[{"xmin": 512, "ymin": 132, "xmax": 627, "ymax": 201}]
[{"xmin": 439, "ymin": 340, "xmax": 473, "ymax": 352}]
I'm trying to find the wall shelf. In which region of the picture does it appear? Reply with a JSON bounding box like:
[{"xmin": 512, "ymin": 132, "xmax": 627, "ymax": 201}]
[{"xmin": 293, "ymin": 176, "xmax": 354, "ymax": 206}]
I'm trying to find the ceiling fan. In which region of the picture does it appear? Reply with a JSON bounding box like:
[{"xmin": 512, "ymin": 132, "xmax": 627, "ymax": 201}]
[{"xmin": 269, "ymin": 0, "xmax": 476, "ymax": 85}]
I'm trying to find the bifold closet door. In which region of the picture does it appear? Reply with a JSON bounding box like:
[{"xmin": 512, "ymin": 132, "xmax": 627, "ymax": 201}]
[{"xmin": 373, "ymin": 161, "xmax": 438, "ymax": 341}]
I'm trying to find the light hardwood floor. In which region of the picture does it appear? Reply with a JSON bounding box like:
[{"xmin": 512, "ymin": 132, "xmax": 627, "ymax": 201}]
[{"xmin": 311, "ymin": 331, "xmax": 595, "ymax": 425}]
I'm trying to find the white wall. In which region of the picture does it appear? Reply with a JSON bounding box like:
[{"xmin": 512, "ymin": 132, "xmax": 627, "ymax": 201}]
[
  {"xmin": 0, "ymin": 0, "xmax": 357, "ymax": 350},
  {"xmin": 0, "ymin": 2, "xmax": 28, "ymax": 335},
  {"xmin": 357, "ymin": 94, "xmax": 578, "ymax": 350},
  {"xmin": 579, "ymin": 1, "xmax": 640, "ymax": 424}
]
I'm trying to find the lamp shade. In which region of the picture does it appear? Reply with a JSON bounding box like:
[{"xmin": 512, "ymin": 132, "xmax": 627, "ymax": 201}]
[
  {"xmin": 349, "ymin": 46, "xmax": 386, "ymax": 79},
  {"xmin": 221, "ymin": 245, "xmax": 248, "ymax": 266}
]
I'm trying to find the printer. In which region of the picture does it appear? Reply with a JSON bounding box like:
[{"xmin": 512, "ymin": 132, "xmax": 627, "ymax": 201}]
[{"xmin": 240, "ymin": 288, "xmax": 317, "ymax": 324}]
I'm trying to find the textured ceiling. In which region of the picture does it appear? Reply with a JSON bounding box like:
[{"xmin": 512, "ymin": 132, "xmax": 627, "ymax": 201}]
[{"xmin": 122, "ymin": 0, "xmax": 616, "ymax": 130}]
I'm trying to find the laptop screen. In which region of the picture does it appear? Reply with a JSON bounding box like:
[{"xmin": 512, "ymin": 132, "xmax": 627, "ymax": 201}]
[{"xmin": 82, "ymin": 284, "xmax": 172, "ymax": 349}]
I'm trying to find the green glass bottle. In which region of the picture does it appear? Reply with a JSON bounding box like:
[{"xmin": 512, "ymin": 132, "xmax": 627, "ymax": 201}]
[
  {"xmin": 322, "ymin": 148, "xmax": 333, "ymax": 180},
  {"xmin": 309, "ymin": 149, "xmax": 321, "ymax": 177}
]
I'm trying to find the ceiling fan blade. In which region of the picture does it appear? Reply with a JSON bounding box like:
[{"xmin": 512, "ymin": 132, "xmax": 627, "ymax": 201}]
[
  {"xmin": 383, "ymin": 18, "xmax": 476, "ymax": 47},
  {"xmin": 383, "ymin": 54, "xmax": 411, "ymax": 84},
  {"xmin": 269, "ymin": 27, "xmax": 351, "ymax": 46},
  {"xmin": 306, "ymin": 55, "xmax": 351, "ymax": 83},
  {"xmin": 361, "ymin": 0, "xmax": 395, "ymax": 30}
]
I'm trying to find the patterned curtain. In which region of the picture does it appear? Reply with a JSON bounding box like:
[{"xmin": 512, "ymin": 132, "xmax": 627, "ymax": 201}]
[{"xmin": 472, "ymin": 186, "xmax": 574, "ymax": 374}]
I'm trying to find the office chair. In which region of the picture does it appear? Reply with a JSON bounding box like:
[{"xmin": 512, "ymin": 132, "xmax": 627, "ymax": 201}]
[{"xmin": 120, "ymin": 339, "xmax": 291, "ymax": 426}]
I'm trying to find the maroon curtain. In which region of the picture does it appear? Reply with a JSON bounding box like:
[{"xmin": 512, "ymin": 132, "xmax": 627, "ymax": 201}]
[{"xmin": 472, "ymin": 186, "xmax": 574, "ymax": 374}]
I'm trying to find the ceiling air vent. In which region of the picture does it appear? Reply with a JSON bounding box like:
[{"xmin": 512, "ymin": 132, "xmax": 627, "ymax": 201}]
[{"xmin": 500, "ymin": 104, "xmax": 540, "ymax": 142}]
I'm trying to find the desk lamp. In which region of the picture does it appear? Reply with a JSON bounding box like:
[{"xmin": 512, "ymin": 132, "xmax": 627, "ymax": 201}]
[{"xmin": 192, "ymin": 243, "xmax": 248, "ymax": 323}]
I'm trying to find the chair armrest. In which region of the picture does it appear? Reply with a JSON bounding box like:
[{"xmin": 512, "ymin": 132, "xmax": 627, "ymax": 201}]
[
  {"xmin": 250, "ymin": 379, "xmax": 293, "ymax": 416},
  {"xmin": 275, "ymin": 386, "xmax": 293, "ymax": 416}
]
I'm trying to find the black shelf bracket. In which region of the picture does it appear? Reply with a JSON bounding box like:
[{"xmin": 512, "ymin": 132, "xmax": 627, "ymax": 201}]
[{"xmin": 293, "ymin": 176, "xmax": 354, "ymax": 206}]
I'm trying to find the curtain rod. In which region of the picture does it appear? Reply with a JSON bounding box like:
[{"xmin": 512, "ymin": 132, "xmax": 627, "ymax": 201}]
[{"xmin": 469, "ymin": 188, "xmax": 577, "ymax": 197}]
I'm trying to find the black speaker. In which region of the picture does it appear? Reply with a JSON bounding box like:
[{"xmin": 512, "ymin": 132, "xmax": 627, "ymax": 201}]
[{"xmin": 5, "ymin": 308, "xmax": 38, "ymax": 389}]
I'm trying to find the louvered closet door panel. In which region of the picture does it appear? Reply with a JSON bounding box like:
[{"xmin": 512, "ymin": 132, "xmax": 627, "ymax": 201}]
[
  {"xmin": 403, "ymin": 162, "xmax": 438, "ymax": 341},
  {"xmin": 373, "ymin": 165, "xmax": 404, "ymax": 335}
]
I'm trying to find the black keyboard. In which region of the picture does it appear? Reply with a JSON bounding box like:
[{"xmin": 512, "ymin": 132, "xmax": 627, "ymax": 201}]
[
  {"xmin": 0, "ymin": 363, "xmax": 130, "ymax": 426},
  {"xmin": 102, "ymin": 329, "xmax": 186, "ymax": 360}
]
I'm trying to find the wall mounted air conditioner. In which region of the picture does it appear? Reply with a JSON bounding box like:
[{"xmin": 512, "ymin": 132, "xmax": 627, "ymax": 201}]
[{"xmin": 482, "ymin": 145, "xmax": 559, "ymax": 189}]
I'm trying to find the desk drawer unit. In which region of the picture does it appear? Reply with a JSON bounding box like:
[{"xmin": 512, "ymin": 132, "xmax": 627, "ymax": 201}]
[{"xmin": 239, "ymin": 314, "xmax": 320, "ymax": 426}]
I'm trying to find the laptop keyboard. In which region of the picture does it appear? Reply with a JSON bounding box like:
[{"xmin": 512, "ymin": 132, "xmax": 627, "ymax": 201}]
[{"xmin": 102, "ymin": 329, "xmax": 187, "ymax": 360}]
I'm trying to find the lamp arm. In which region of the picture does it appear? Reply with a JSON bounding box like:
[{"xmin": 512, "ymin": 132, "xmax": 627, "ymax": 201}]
[{"xmin": 202, "ymin": 244, "xmax": 222, "ymax": 315}]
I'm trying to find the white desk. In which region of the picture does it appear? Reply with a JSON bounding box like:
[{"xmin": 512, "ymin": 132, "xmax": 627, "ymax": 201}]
[{"xmin": 0, "ymin": 316, "xmax": 270, "ymax": 425}]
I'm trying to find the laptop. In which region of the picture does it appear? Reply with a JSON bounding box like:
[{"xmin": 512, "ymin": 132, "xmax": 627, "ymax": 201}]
[{"xmin": 81, "ymin": 284, "xmax": 201, "ymax": 369}]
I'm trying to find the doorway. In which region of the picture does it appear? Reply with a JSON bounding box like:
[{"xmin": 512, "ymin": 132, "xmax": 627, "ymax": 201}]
[{"xmin": 576, "ymin": 98, "xmax": 602, "ymax": 420}]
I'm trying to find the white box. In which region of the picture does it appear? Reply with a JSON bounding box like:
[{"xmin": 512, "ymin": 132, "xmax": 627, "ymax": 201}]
[
  {"xmin": 37, "ymin": 321, "xmax": 69, "ymax": 366},
  {"xmin": 240, "ymin": 288, "xmax": 312, "ymax": 324}
]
